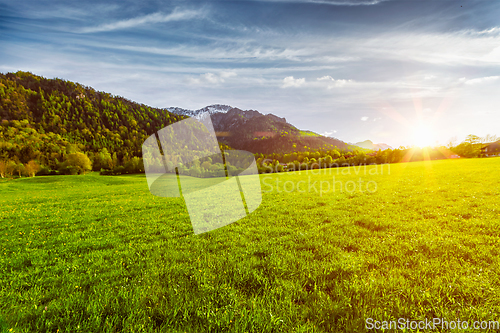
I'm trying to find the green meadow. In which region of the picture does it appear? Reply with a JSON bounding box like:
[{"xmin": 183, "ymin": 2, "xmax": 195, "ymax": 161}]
[{"xmin": 2, "ymin": 158, "xmax": 500, "ymax": 332}]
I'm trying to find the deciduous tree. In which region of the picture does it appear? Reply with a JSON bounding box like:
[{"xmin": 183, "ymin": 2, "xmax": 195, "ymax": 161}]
[
  {"xmin": 65, "ymin": 152, "xmax": 92, "ymax": 174},
  {"xmin": 25, "ymin": 160, "xmax": 40, "ymax": 177}
]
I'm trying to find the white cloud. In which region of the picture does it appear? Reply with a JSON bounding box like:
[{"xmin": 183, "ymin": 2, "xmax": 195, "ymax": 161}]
[
  {"xmin": 317, "ymin": 76, "xmax": 353, "ymax": 88},
  {"xmin": 80, "ymin": 8, "xmax": 204, "ymax": 33},
  {"xmin": 361, "ymin": 116, "xmax": 369, "ymax": 121},
  {"xmin": 282, "ymin": 76, "xmax": 305, "ymax": 88},
  {"xmin": 321, "ymin": 130, "xmax": 337, "ymax": 137},
  {"xmin": 481, "ymin": 45, "xmax": 500, "ymax": 63},
  {"xmin": 463, "ymin": 76, "xmax": 500, "ymax": 85},
  {"xmin": 220, "ymin": 71, "xmax": 237, "ymax": 79},
  {"xmin": 202, "ymin": 73, "xmax": 221, "ymax": 84},
  {"xmin": 331, "ymin": 79, "xmax": 352, "ymax": 87},
  {"xmin": 474, "ymin": 27, "xmax": 500, "ymax": 36},
  {"xmin": 187, "ymin": 71, "xmax": 237, "ymax": 85},
  {"xmin": 345, "ymin": 29, "xmax": 500, "ymax": 67}
]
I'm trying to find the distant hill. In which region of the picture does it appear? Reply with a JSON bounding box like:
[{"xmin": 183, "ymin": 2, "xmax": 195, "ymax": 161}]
[
  {"xmin": 0, "ymin": 71, "xmax": 185, "ymax": 167},
  {"xmin": 354, "ymin": 140, "xmax": 392, "ymax": 151},
  {"xmin": 169, "ymin": 105, "xmax": 349, "ymax": 154}
]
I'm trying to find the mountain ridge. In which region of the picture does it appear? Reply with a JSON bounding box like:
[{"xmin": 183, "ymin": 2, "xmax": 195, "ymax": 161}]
[
  {"xmin": 168, "ymin": 105, "xmax": 349, "ymax": 154},
  {"xmin": 354, "ymin": 140, "xmax": 392, "ymax": 151},
  {"xmin": 168, "ymin": 104, "xmax": 234, "ymax": 118},
  {"xmin": 168, "ymin": 104, "xmax": 288, "ymax": 123}
]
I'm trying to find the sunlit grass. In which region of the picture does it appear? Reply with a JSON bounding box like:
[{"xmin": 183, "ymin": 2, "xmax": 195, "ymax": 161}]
[{"xmin": 1, "ymin": 158, "xmax": 500, "ymax": 332}]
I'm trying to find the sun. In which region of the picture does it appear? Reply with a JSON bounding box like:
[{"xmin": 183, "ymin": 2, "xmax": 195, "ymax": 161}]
[{"xmin": 412, "ymin": 122, "xmax": 434, "ymax": 148}]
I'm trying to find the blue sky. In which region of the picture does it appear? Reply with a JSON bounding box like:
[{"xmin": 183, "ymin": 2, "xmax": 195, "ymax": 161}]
[{"xmin": 1, "ymin": 0, "xmax": 499, "ymax": 147}]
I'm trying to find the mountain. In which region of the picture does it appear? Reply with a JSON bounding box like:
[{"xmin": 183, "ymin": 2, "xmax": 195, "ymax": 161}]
[
  {"xmin": 168, "ymin": 104, "xmax": 233, "ymax": 118},
  {"xmin": 0, "ymin": 71, "xmax": 350, "ymax": 169},
  {"xmin": 0, "ymin": 71, "xmax": 185, "ymax": 169},
  {"xmin": 354, "ymin": 140, "xmax": 392, "ymax": 151},
  {"xmin": 168, "ymin": 105, "xmax": 349, "ymax": 154},
  {"xmin": 375, "ymin": 143, "xmax": 392, "ymax": 151}
]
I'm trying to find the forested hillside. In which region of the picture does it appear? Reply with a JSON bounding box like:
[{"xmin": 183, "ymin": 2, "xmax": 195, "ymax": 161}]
[
  {"xmin": 0, "ymin": 71, "xmax": 185, "ymax": 173},
  {"xmin": 169, "ymin": 106, "xmax": 350, "ymax": 154},
  {"xmin": 209, "ymin": 108, "xmax": 349, "ymax": 154}
]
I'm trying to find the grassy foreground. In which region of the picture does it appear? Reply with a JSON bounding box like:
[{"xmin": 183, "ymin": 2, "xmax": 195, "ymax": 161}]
[{"xmin": 1, "ymin": 158, "xmax": 500, "ymax": 332}]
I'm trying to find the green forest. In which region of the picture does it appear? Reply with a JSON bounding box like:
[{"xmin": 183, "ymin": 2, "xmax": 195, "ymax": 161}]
[
  {"xmin": 0, "ymin": 71, "xmax": 495, "ymax": 178},
  {"xmin": 0, "ymin": 71, "xmax": 186, "ymax": 176}
]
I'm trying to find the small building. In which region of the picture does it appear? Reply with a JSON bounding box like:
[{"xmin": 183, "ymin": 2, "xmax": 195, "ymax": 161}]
[{"xmin": 481, "ymin": 140, "xmax": 500, "ymax": 157}]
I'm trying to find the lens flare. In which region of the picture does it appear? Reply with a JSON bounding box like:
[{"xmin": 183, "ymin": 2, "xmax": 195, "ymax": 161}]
[{"xmin": 413, "ymin": 123, "xmax": 434, "ymax": 147}]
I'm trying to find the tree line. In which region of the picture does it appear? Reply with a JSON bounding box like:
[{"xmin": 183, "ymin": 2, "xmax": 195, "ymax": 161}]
[{"xmin": 253, "ymin": 133, "xmax": 499, "ymax": 174}]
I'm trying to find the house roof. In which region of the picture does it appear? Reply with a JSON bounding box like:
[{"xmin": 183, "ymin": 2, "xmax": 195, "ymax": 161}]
[
  {"xmin": 481, "ymin": 140, "xmax": 500, "ymax": 151},
  {"xmin": 483, "ymin": 140, "xmax": 500, "ymax": 146}
]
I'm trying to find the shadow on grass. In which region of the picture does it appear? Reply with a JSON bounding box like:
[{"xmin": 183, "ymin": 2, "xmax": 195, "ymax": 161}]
[{"xmin": 0, "ymin": 316, "xmax": 9, "ymax": 333}]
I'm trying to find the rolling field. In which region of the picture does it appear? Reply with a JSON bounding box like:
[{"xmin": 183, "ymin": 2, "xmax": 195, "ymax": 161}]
[{"xmin": 2, "ymin": 158, "xmax": 500, "ymax": 332}]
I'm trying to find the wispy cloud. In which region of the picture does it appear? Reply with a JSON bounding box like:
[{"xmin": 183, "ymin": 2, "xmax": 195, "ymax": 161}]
[
  {"xmin": 80, "ymin": 8, "xmax": 205, "ymax": 33},
  {"xmin": 82, "ymin": 42, "xmax": 309, "ymax": 62},
  {"xmin": 4, "ymin": 3, "xmax": 120, "ymax": 20},
  {"xmin": 254, "ymin": 0, "xmax": 386, "ymax": 5},
  {"xmin": 462, "ymin": 76, "xmax": 499, "ymax": 85},
  {"xmin": 187, "ymin": 72, "xmax": 237, "ymax": 85},
  {"xmin": 470, "ymin": 26, "xmax": 500, "ymax": 36},
  {"xmin": 309, "ymin": 0, "xmax": 387, "ymax": 5}
]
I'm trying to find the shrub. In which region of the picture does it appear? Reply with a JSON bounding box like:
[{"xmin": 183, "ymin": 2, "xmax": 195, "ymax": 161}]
[
  {"xmin": 37, "ymin": 166, "xmax": 51, "ymax": 176},
  {"xmin": 63, "ymin": 152, "xmax": 92, "ymax": 175}
]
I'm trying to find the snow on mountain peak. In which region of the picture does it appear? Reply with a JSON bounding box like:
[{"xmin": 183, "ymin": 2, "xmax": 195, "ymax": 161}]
[{"xmin": 168, "ymin": 104, "xmax": 233, "ymax": 119}]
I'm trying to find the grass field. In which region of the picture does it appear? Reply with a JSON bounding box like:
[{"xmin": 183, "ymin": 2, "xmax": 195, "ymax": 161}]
[{"xmin": 2, "ymin": 158, "xmax": 500, "ymax": 332}]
